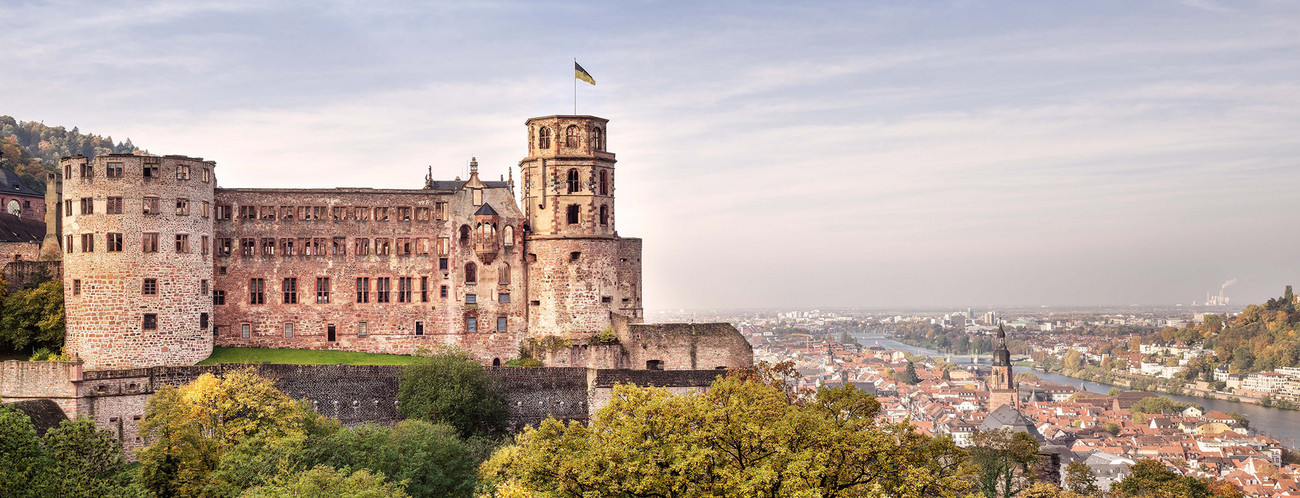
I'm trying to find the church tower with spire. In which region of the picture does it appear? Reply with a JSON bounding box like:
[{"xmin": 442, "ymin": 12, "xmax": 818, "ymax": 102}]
[{"xmin": 988, "ymin": 324, "xmax": 1018, "ymax": 409}]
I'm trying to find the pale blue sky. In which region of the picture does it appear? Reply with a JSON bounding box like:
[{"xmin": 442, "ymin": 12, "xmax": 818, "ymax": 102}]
[{"xmin": 3, "ymin": 0, "xmax": 1299, "ymax": 309}]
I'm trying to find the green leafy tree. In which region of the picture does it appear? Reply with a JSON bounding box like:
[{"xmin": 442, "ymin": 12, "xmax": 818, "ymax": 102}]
[
  {"xmin": 1102, "ymin": 421, "xmax": 1122, "ymax": 436},
  {"xmin": 304, "ymin": 420, "xmax": 481, "ymax": 498},
  {"xmin": 0, "ymin": 279, "xmax": 65, "ymax": 352},
  {"xmin": 43, "ymin": 419, "xmax": 134, "ymax": 497},
  {"xmin": 969, "ymin": 428, "xmax": 1040, "ymax": 498},
  {"xmin": 397, "ymin": 349, "xmax": 508, "ymax": 438},
  {"xmin": 1062, "ymin": 350, "xmax": 1084, "ymax": 372},
  {"xmin": 1063, "ymin": 461, "xmax": 1098, "ymax": 495},
  {"xmin": 1112, "ymin": 459, "xmax": 1241, "ymax": 498},
  {"xmin": 241, "ymin": 465, "xmax": 409, "ymax": 498},
  {"xmin": 0, "ymin": 405, "xmax": 48, "ymax": 497},
  {"xmin": 479, "ymin": 365, "xmax": 974, "ymax": 497},
  {"xmin": 898, "ymin": 360, "xmax": 921, "ymax": 385}
]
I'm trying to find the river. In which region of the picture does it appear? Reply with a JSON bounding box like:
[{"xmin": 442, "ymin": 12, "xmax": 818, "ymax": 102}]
[{"xmin": 852, "ymin": 335, "xmax": 1300, "ymax": 448}]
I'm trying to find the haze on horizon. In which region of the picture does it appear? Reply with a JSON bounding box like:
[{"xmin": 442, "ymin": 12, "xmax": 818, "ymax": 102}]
[{"xmin": 2, "ymin": 0, "xmax": 1298, "ymax": 310}]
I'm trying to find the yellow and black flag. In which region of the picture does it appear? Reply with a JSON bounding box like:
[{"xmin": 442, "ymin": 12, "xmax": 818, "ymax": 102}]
[{"xmin": 575, "ymin": 61, "xmax": 595, "ymax": 85}]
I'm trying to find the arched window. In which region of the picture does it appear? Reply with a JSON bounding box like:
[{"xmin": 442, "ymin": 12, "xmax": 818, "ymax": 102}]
[
  {"xmin": 465, "ymin": 262, "xmax": 477, "ymax": 283},
  {"xmin": 599, "ymin": 205, "xmax": 608, "ymax": 226},
  {"xmin": 502, "ymin": 225, "xmax": 514, "ymax": 247},
  {"xmin": 566, "ymin": 204, "xmax": 579, "ymax": 225},
  {"xmin": 538, "ymin": 127, "xmax": 551, "ymax": 149},
  {"xmin": 499, "ymin": 263, "xmax": 510, "ymax": 284},
  {"xmin": 591, "ymin": 127, "xmax": 603, "ymax": 151},
  {"xmin": 459, "ymin": 224, "xmax": 470, "ymax": 245},
  {"xmin": 567, "ymin": 168, "xmax": 580, "ymax": 194},
  {"xmin": 565, "ymin": 125, "xmax": 579, "ymax": 147},
  {"xmin": 599, "ymin": 170, "xmax": 608, "ymax": 195}
]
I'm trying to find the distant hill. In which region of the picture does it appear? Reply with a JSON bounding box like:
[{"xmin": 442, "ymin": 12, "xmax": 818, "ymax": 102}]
[{"xmin": 0, "ymin": 115, "xmax": 142, "ymax": 193}]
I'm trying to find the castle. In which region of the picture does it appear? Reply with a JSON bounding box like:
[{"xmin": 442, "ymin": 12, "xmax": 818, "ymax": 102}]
[{"xmin": 53, "ymin": 114, "xmax": 752, "ymax": 371}]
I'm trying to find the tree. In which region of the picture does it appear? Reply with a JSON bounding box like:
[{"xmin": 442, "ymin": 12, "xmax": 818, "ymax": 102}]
[
  {"xmin": 898, "ymin": 360, "xmax": 921, "ymax": 385},
  {"xmin": 43, "ymin": 419, "xmax": 133, "ymax": 497},
  {"xmin": 1062, "ymin": 350, "xmax": 1084, "ymax": 372},
  {"xmin": 397, "ymin": 349, "xmax": 507, "ymax": 438},
  {"xmin": 0, "ymin": 279, "xmax": 65, "ymax": 352},
  {"xmin": 1108, "ymin": 388, "xmax": 1123, "ymax": 397},
  {"xmin": 969, "ymin": 428, "xmax": 1040, "ymax": 498},
  {"xmin": 479, "ymin": 367, "xmax": 974, "ymax": 497},
  {"xmin": 241, "ymin": 466, "xmax": 409, "ymax": 498},
  {"xmin": 304, "ymin": 420, "xmax": 481, "ymax": 498},
  {"xmin": 135, "ymin": 368, "xmax": 321, "ymax": 497},
  {"xmin": 1112, "ymin": 459, "xmax": 1241, "ymax": 498},
  {"xmin": 1102, "ymin": 421, "xmax": 1122, "ymax": 436},
  {"xmin": 0, "ymin": 405, "xmax": 47, "ymax": 497},
  {"xmin": 1063, "ymin": 461, "xmax": 1099, "ymax": 495}
]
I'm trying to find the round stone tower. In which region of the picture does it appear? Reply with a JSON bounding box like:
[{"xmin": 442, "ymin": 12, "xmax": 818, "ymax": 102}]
[
  {"xmin": 520, "ymin": 115, "xmax": 641, "ymax": 339},
  {"xmin": 61, "ymin": 154, "xmax": 216, "ymax": 369}
]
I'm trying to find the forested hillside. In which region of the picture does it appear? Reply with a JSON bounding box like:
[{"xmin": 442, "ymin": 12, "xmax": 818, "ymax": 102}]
[
  {"xmin": 1147, "ymin": 286, "xmax": 1300, "ymax": 378},
  {"xmin": 0, "ymin": 116, "xmax": 141, "ymax": 193}
]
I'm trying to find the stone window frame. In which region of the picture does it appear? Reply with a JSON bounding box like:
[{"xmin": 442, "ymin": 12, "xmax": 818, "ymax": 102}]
[
  {"xmin": 375, "ymin": 277, "xmax": 391, "ymax": 303},
  {"xmin": 143, "ymin": 197, "xmax": 160, "ymax": 215},
  {"xmin": 538, "ymin": 126, "xmax": 551, "ymax": 149},
  {"xmin": 440, "ymin": 285, "xmax": 448, "ymax": 299},
  {"xmin": 283, "ymin": 277, "xmax": 298, "ymax": 304},
  {"xmin": 567, "ymin": 169, "xmax": 580, "ymax": 194},
  {"xmin": 241, "ymin": 323, "xmax": 251, "ymax": 338},
  {"xmin": 64, "ymin": 199, "xmax": 72, "ymax": 217},
  {"xmin": 280, "ymin": 238, "xmax": 295, "ymax": 256},
  {"xmin": 497, "ymin": 316, "xmax": 507, "ymax": 332},
  {"xmin": 414, "ymin": 207, "xmax": 430, "ymax": 222},
  {"xmin": 65, "ymin": 234, "xmax": 73, "ymax": 253},
  {"xmin": 283, "ymin": 322, "xmax": 294, "ymax": 338},
  {"xmin": 80, "ymin": 162, "xmax": 94, "ymax": 179},
  {"xmin": 213, "ymin": 290, "xmax": 226, "ymax": 306},
  {"xmin": 498, "ymin": 264, "xmax": 510, "ymax": 285},
  {"xmin": 280, "ymin": 206, "xmax": 294, "ymax": 221},
  {"xmin": 261, "ymin": 238, "xmax": 276, "ymax": 256},
  {"xmin": 466, "ymin": 316, "xmax": 478, "ymax": 333},
  {"xmin": 217, "ymin": 238, "xmax": 232, "ymax": 256},
  {"xmin": 357, "ymin": 322, "xmax": 368, "ymax": 337},
  {"xmin": 142, "ymin": 278, "xmax": 158, "ymax": 296},
  {"xmin": 435, "ymin": 202, "xmax": 448, "ymax": 220},
  {"xmin": 143, "ymin": 233, "xmax": 161, "ymax": 253},
  {"xmin": 80, "ymin": 197, "xmax": 94, "ymax": 215},
  {"xmin": 599, "ymin": 205, "xmax": 608, "ymax": 225},
  {"xmin": 464, "ymin": 262, "xmax": 477, "ymax": 284},
  {"xmin": 249, "ymin": 278, "xmax": 266, "ymax": 305},
  {"xmin": 355, "ymin": 277, "xmax": 370, "ymax": 303},
  {"xmin": 375, "ymin": 238, "xmax": 391, "ymax": 256},
  {"xmin": 599, "ymin": 170, "xmax": 609, "ymax": 195},
  {"xmin": 565, "ymin": 125, "xmax": 579, "ymax": 148},
  {"xmin": 239, "ymin": 237, "xmax": 255, "ymax": 257},
  {"xmin": 201, "ymin": 201, "xmax": 210, "ymax": 218},
  {"xmin": 439, "ymin": 257, "xmax": 449, "ymax": 271},
  {"xmin": 397, "ymin": 276, "xmax": 413, "ymax": 303},
  {"xmin": 80, "ymin": 233, "xmax": 94, "ymax": 252},
  {"xmin": 176, "ymin": 198, "xmax": 190, "ymax": 216},
  {"xmin": 420, "ymin": 276, "xmax": 429, "ymax": 302},
  {"xmin": 260, "ymin": 206, "xmax": 277, "ymax": 220},
  {"xmin": 332, "ymin": 206, "xmax": 347, "ymax": 221},
  {"xmin": 201, "ymin": 235, "xmax": 210, "ymax": 255},
  {"xmin": 354, "ymin": 206, "xmax": 370, "ymax": 221},
  {"xmin": 73, "ymin": 279, "xmax": 81, "ymax": 296},
  {"xmin": 414, "ymin": 320, "xmax": 424, "ymax": 336},
  {"xmin": 592, "ymin": 126, "xmax": 603, "ymax": 151},
  {"xmin": 106, "ymin": 232, "xmax": 123, "ymax": 252},
  {"xmin": 498, "ymin": 292, "xmax": 509, "ymax": 303},
  {"xmin": 142, "ymin": 158, "xmax": 159, "ymax": 179},
  {"xmin": 373, "ymin": 207, "xmax": 389, "ymax": 222},
  {"xmin": 567, "ymin": 204, "xmax": 579, "ymax": 225},
  {"xmin": 502, "ymin": 226, "xmax": 514, "ymax": 247},
  {"xmin": 106, "ymin": 162, "xmax": 123, "ymax": 178},
  {"xmin": 202, "ymin": 167, "xmax": 211, "ymax": 183},
  {"xmin": 201, "ymin": 279, "xmax": 209, "ymax": 296},
  {"xmin": 397, "ymin": 207, "xmax": 412, "ymax": 222},
  {"xmin": 316, "ymin": 277, "xmax": 330, "ymax": 304},
  {"xmin": 395, "ymin": 238, "xmax": 412, "ymax": 256},
  {"xmin": 200, "ymin": 313, "xmax": 209, "ymax": 330},
  {"xmin": 297, "ymin": 206, "xmax": 311, "ymax": 221},
  {"xmin": 354, "ymin": 238, "xmax": 370, "ymax": 256},
  {"xmin": 143, "ymin": 313, "xmax": 158, "ymax": 331},
  {"xmin": 313, "ymin": 206, "xmax": 327, "ymax": 220},
  {"xmin": 332, "ymin": 237, "xmax": 347, "ymax": 256},
  {"xmin": 175, "ymin": 233, "xmax": 189, "ymax": 253},
  {"xmin": 465, "ymin": 294, "xmax": 477, "ymax": 305},
  {"xmin": 106, "ymin": 197, "xmax": 123, "ymax": 214},
  {"xmin": 176, "ymin": 164, "xmax": 191, "ymax": 180}
]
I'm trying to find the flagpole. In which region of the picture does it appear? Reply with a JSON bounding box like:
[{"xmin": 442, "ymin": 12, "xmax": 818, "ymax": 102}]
[{"xmin": 573, "ymin": 58, "xmax": 578, "ymax": 115}]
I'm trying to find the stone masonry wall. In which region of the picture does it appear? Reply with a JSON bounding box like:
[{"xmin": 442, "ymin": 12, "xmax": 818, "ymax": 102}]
[
  {"xmin": 212, "ymin": 184, "xmax": 526, "ymax": 365},
  {"xmin": 62, "ymin": 155, "xmax": 216, "ymax": 370},
  {"xmin": 526, "ymin": 238, "xmax": 624, "ymax": 339}
]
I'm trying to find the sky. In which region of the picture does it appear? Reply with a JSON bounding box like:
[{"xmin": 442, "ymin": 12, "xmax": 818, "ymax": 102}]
[{"xmin": 3, "ymin": 0, "xmax": 1299, "ymax": 310}]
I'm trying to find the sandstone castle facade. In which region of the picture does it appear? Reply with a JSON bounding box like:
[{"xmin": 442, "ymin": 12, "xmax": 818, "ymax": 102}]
[{"xmin": 56, "ymin": 115, "xmax": 751, "ymax": 371}]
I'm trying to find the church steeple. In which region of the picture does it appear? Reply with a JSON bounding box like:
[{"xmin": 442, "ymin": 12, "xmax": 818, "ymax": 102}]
[{"xmin": 993, "ymin": 324, "xmax": 1011, "ymax": 367}]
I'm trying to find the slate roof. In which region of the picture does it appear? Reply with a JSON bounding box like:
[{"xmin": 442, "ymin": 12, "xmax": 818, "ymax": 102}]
[
  {"xmin": 0, "ymin": 167, "xmax": 42, "ymax": 197},
  {"xmin": 981, "ymin": 403, "xmax": 1043, "ymax": 440},
  {"xmin": 474, "ymin": 203, "xmax": 498, "ymax": 216},
  {"xmin": 0, "ymin": 212, "xmax": 44, "ymax": 243},
  {"xmin": 426, "ymin": 180, "xmax": 509, "ymax": 190}
]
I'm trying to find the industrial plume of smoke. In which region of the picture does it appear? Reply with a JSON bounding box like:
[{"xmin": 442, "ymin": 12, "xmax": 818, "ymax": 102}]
[{"xmin": 1222, "ymin": 278, "xmax": 1239, "ymax": 290}]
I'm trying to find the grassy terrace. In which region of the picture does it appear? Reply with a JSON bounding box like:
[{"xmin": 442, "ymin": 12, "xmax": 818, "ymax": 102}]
[{"xmin": 197, "ymin": 347, "xmax": 417, "ymax": 366}]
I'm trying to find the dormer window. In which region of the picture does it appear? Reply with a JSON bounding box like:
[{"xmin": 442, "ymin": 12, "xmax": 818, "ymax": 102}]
[{"xmin": 565, "ymin": 125, "xmax": 579, "ymax": 147}]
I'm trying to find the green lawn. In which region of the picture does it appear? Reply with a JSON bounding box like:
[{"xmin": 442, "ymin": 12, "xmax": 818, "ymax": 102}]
[{"xmin": 197, "ymin": 347, "xmax": 418, "ymax": 366}]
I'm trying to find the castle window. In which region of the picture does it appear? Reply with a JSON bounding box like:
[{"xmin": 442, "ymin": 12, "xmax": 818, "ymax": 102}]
[
  {"xmin": 107, "ymin": 162, "xmax": 123, "ymax": 178},
  {"xmin": 530, "ymin": 300, "xmax": 540, "ymax": 306},
  {"xmin": 355, "ymin": 206, "xmax": 370, "ymax": 221},
  {"xmin": 81, "ymin": 233, "xmax": 94, "ymax": 252},
  {"xmin": 143, "ymin": 197, "xmax": 160, "ymax": 215},
  {"xmin": 466, "ymin": 294, "xmax": 477, "ymax": 304},
  {"xmin": 332, "ymin": 206, "xmax": 346, "ymax": 221},
  {"xmin": 415, "ymin": 207, "xmax": 430, "ymax": 221},
  {"xmin": 420, "ymin": 277, "xmax": 429, "ymax": 302},
  {"xmin": 73, "ymin": 280, "xmax": 80, "ymax": 296},
  {"xmin": 538, "ymin": 126, "xmax": 551, "ymax": 149},
  {"xmin": 396, "ymin": 238, "xmax": 411, "ymax": 256},
  {"xmin": 239, "ymin": 238, "xmax": 255, "ymax": 257},
  {"xmin": 217, "ymin": 238, "xmax": 232, "ymax": 256},
  {"xmin": 249, "ymin": 278, "xmax": 265, "ymax": 305},
  {"xmin": 142, "ymin": 159, "xmax": 158, "ymax": 179},
  {"xmin": 566, "ymin": 204, "xmax": 579, "ymax": 225},
  {"xmin": 466, "ymin": 317, "xmax": 478, "ymax": 333},
  {"xmin": 438, "ymin": 237, "xmax": 449, "ymax": 256},
  {"xmin": 200, "ymin": 313, "xmax": 208, "ymax": 330},
  {"xmin": 262, "ymin": 239, "xmax": 276, "ymax": 256},
  {"xmin": 495, "ymin": 316, "xmax": 507, "ymax": 332},
  {"xmin": 283, "ymin": 278, "xmax": 298, "ymax": 304},
  {"xmin": 143, "ymin": 314, "xmax": 157, "ymax": 331},
  {"xmin": 280, "ymin": 206, "xmax": 293, "ymax": 221},
  {"xmin": 398, "ymin": 277, "xmax": 412, "ymax": 303},
  {"xmin": 592, "ymin": 127, "xmax": 603, "ymax": 151},
  {"xmin": 279, "ymin": 238, "xmax": 294, "ymax": 256},
  {"xmin": 80, "ymin": 162, "xmax": 93, "ymax": 179},
  {"xmin": 601, "ymin": 296, "xmax": 612, "ymax": 303},
  {"xmin": 213, "ymin": 325, "xmax": 221, "ymax": 336},
  {"xmin": 435, "ymin": 202, "xmax": 448, "ymax": 220},
  {"xmin": 241, "ymin": 323, "xmax": 250, "ymax": 338},
  {"xmin": 106, "ymin": 233, "xmax": 123, "ymax": 252},
  {"xmin": 498, "ymin": 264, "xmax": 510, "ymax": 285},
  {"xmin": 357, "ymin": 322, "xmax": 368, "ymax": 337},
  {"xmin": 316, "ymin": 277, "xmax": 330, "ymax": 304},
  {"xmin": 258, "ymin": 206, "xmax": 274, "ymax": 220},
  {"xmin": 201, "ymin": 279, "xmax": 209, "ymax": 295},
  {"xmin": 646, "ymin": 360, "xmax": 664, "ymax": 370},
  {"xmin": 374, "ymin": 207, "xmax": 389, "ymax": 221},
  {"xmin": 201, "ymin": 201, "xmax": 210, "ymax": 217},
  {"xmin": 459, "ymin": 225, "xmax": 470, "ymax": 245},
  {"xmin": 472, "ymin": 188, "xmax": 482, "ymax": 206},
  {"xmin": 376, "ymin": 277, "xmax": 391, "ymax": 303},
  {"xmin": 80, "ymin": 197, "xmax": 93, "ymax": 215},
  {"xmin": 502, "ymin": 226, "xmax": 514, "ymax": 247},
  {"xmin": 414, "ymin": 321, "xmax": 424, "ymax": 336},
  {"xmin": 439, "ymin": 257, "xmax": 448, "ymax": 271},
  {"xmin": 175, "ymin": 234, "xmax": 189, "ymax": 253},
  {"xmin": 565, "ymin": 125, "xmax": 579, "ymax": 147},
  {"xmin": 465, "ymin": 263, "xmax": 477, "ymax": 284},
  {"xmin": 213, "ymin": 290, "xmax": 226, "ymax": 305},
  {"xmin": 107, "ymin": 197, "xmax": 123, "ymax": 214},
  {"xmin": 440, "ymin": 285, "xmax": 448, "ymax": 298},
  {"xmin": 201, "ymin": 236, "xmax": 209, "ymax": 255},
  {"xmin": 498, "ymin": 293, "xmax": 509, "ymax": 303},
  {"xmin": 202, "ymin": 167, "xmax": 211, "ymax": 183},
  {"xmin": 415, "ymin": 238, "xmax": 430, "ymax": 255},
  {"xmin": 354, "ymin": 238, "xmax": 369, "ymax": 256},
  {"xmin": 143, "ymin": 233, "xmax": 159, "ymax": 253},
  {"xmin": 215, "ymin": 205, "xmax": 231, "ymax": 220},
  {"xmin": 176, "ymin": 164, "xmax": 190, "ymax": 180},
  {"xmin": 283, "ymin": 323, "xmax": 294, "ymax": 338},
  {"xmin": 567, "ymin": 169, "xmax": 580, "ymax": 193},
  {"xmin": 313, "ymin": 238, "xmax": 327, "ymax": 257},
  {"xmin": 332, "ymin": 237, "xmax": 347, "ymax": 256},
  {"xmin": 64, "ymin": 200, "xmax": 72, "ymax": 217},
  {"xmin": 297, "ymin": 206, "xmax": 310, "ymax": 221},
  {"xmin": 397, "ymin": 207, "xmax": 411, "ymax": 221},
  {"xmin": 356, "ymin": 277, "xmax": 370, "ymax": 303},
  {"xmin": 313, "ymin": 206, "xmax": 327, "ymax": 220},
  {"xmin": 493, "ymin": 358, "xmax": 501, "ymax": 367},
  {"xmin": 64, "ymin": 163, "xmax": 71, "ymax": 179},
  {"xmin": 599, "ymin": 170, "xmax": 608, "ymax": 195},
  {"xmin": 65, "ymin": 235, "xmax": 73, "ymax": 253},
  {"xmin": 599, "ymin": 205, "xmax": 608, "ymax": 225},
  {"xmin": 176, "ymin": 198, "xmax": 189, "ymax": 216},
  {"xmin": 570, "ymin": 251, "xmax": 581, "ymax": 262},
  {"xmin": 376, "ymin": 238, "xmax": 391, "ymax": 256}
]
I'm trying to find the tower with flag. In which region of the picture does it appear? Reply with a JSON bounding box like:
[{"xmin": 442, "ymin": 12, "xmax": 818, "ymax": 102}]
[{"xmin": 574, "ymin": 60, "xmax": 595, "ymax": 114}]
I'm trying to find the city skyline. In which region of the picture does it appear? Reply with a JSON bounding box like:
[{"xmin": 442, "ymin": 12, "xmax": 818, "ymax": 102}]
[{"xmin": 3, "ymin": 1, "xmax": 1299, "ymax": 309}]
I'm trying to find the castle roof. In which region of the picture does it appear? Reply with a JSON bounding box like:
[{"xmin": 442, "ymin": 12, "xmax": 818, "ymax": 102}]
[
  {"xmin": 0, "ymin": 166, "xmax": 42, "ymax": 198},
  {"xmin": 0, "ymin": 212, "xmax": 44, "ymax": 243},
  {"xmin": 474, "ymin": 203, "xmax": 498, "ymax": 216}
]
